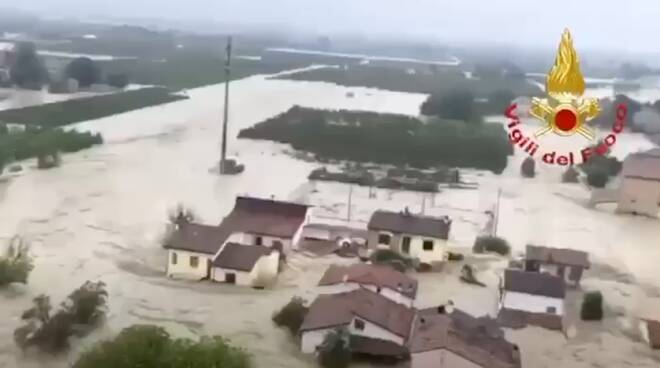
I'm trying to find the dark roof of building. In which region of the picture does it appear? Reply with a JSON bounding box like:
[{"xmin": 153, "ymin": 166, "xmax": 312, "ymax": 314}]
[
  {"xmin": 497, "ymin": 308, "xmax": 564, "ymax": 332},
  {"xmin": 503, "ymin": 269, "xmax": 566, "ymax": 298},
  {"xmin": 647, "ymin": 320, "xmax": 660, "ymax": 349},
  {"xmin": 367, "ymin": 210, "xmax": 452, "ymax": 239},
  {"xmin": 318, "ymin": 264, "xmax": 418, "ymax": 299},
  {"xmin": 300, "ymin": 289, "xmax": 416, "ymax": 339},
  {"xmin": 211, "ymin": 243, "xmax": 272, "ymax": 271},
  {"xmin": 409, "ymin": 308, "xmax": 521, "ymax": 368},
  {"xmin": 526, "ymin": 245, "xmax": 590, "ymax": 268},
  {"xmin": 622, "ymin": 150, "xmax": 660, "ymax": 181},
  {"xmin": 220, "ymin": 196, "xmax": 309, "ymax": 238},
  {"xmin": 349, "ymin": 335, "xmax": 410, "ymax": 358},
  {"xmin": 163, "ymin": 222, "xmax": 232, "ymax": 254}
]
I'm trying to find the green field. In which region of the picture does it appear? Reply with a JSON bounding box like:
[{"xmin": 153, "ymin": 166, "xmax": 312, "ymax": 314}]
[
  {"xmin": 275, "ymin": 65, "xmax": 543, "ymax": 98},
  {"xmin": 239, "ymin": 106, "xmax": 513, "ymax": 173},
  {"xmin": 0, "ymin": 87, "xmax": 186, "ymax": 128}
]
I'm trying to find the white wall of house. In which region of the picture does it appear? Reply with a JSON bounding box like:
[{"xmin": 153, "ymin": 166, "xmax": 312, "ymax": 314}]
[
  {"xmin": 251, "ymin": 251, "xmax": 280, "ymax": 285},
  {"xmin": 166, "ymin": 249, "xmax": 212, "ymax": 280},
  {"xmin": 347, "ymin": 316, "xmax": 405, "ymax": 345},
  {"xmin": 411, "ymin": 349, "xmax": 483, "ymax": 368},
  {"xmin": 501, "ymin": 291, "xmax": 564, "ymax": 315},
  {"xmin": 302, "ymin": 227, "xmax": 331, "ymax": 241},
  {"xmin": 618, "ymin": 178, "xmax": 660, "ymax": 217},
  {"xmin": 316, "ymin": 283, "xmax": 414, "ymax": 307},
  {"xmin": 211, "ymin": 267, "xmax": 252, "ymax": 286},
  {"xmin": 395, "ymin": 233, "xmax": 447, "ymax": 264},
  {"xmin": 540, "ymin": 264, "xmax": 558, "ymax": 275},
  {"xmin": 301, "ymin": 327, "xmax": 341, "ymax": 354},
  {"xmin": 232, "ymin": 232, "xmax": 293, "ymax": 252}
]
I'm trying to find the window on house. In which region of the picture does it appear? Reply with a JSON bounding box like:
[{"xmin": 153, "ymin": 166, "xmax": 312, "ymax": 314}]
[
  {"xmin": 171, "ymin": 252, "xmax": 178, "ymax": 265},
  {"xmin": 423, "ymin": 240, "xmax": 434, "ymax": 251},
  {"xmin": 255, "ymin": 236, "xmax": 263, "ymax": 246},
  {"xmin": 190, "ymin": 256, "xmax": 199, "ymax": 268},
  {"xmin": 353, "ymin": 318, "xmax": 365, "ymax": 330},
  {"xmin": 546, "ymin": 306, "xmax": 557, "ymax": 314},
  {"xmin": 378, "ymin": 233, "xmax": 391, "ymax": 245}
]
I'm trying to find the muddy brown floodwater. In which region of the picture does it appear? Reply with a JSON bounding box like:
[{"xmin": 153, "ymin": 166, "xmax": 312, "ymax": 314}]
[{"xmin": 0, "ymin": 72, "xmax": 659, "ymax": 367}]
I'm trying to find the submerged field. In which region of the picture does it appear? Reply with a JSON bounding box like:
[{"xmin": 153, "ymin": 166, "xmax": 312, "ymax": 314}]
[{"xmin": 0, "ymin": 72, "xmax": 659, "ymax": 368}]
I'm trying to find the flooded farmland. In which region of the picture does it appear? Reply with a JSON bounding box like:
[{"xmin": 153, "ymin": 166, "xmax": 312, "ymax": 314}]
[{"xmin": 0, "ymin": 72, "xmax": 659, "ymax": 367}]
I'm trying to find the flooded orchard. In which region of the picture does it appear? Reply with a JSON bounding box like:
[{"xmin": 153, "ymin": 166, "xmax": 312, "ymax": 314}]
[{"xmin": 0, "ymin": 72, "xmax": 659, "ymax": 367}]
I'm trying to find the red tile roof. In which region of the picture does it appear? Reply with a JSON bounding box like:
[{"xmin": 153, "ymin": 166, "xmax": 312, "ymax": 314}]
[
  {"xmin": 646, "ymin": 319, "xmax": 660, "ymax": 349},
  {"xmin": 503, "ymin": 269, "xmax": 566, "ymax": 298},
  {"xmin": 526, "ymin": 245, "xmax": 590, "ymax": 268},
  {"xmin": 300, "ymin": 289, "xmax": 416, "ymax": 339},
  {"xmin": 163, "ymin": 222, "xmax": 232, "ymax": 254},
  {"xmin": 497, "ymin": 308, "xmax": 564, "ymax": 332},
  {"xmin": 212, "ymin": 243, "xmax": 272, "ymax": 271},
  {"xmin": 318, "ymin": 264, "xmax": 418, "ymax": 299},
  {"xmin": 222, "ymin": 196, "xmax": 309, "ymax": 238},
  {"xmin": 622, "ymin": 151, "xmax": 660, "ymax": 181},
  {"xmin": 409, "ymin": 308, "xmax": 521, "ymax": 368},
  {"xmin": 368, "ymin": 210, "xmax": 451, "ymax": 240}
]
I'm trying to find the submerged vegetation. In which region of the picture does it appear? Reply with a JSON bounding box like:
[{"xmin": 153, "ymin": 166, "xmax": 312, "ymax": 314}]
[
  {"xmin": 0, "ymin": 87, "xmax": 185, "ymax": 128},
  {"xmin": 0, "ymin": 125, "xmax": 103, "ymax": 173},
  {"xmin": 73, "ymin": 325, "xmax": 252, "ymax": 368},
  {"xmin": 0, "ymin": 236, "xmax": 34, "ymax": 287},
  {"xmin": 239, "ymin": 106, "xmax": 513, "ymax": 173}
]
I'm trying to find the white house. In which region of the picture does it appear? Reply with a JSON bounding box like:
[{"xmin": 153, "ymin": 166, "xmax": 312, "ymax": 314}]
[
  {"xmin": 317, "ymin": 263, "xmax": 418, "ymax": 307},
  {"xmin": 211, "ymin": 242, "xmax": 279, "ymax": 287},
  {"xmin": 525, "ymin": 245, "xmax": 590, "ymax": 287},
  {"xmin": 409, "ymin": 306, "xmax": 521, "ymax": 368},
  {"xmin": 299, "ymin": 289, "xmax": 415, "ymax": 354},
  {"xmin": 617, "ymin": 148, "xmax": 660, "ymax": 217},
  {"xmin": 499, "ymin": 269, "xmax": 566, "ymax": 315},
  {"xmin": 220, "ymin": 196, "xmax": 311, "ymax": 252},
  {"xmin": 367, "ymin": 209, "xmax": 452, "ymax": 266},
  {"xmin": 163, "ymin": 220, "xmax": 231, "ymax": 280}
]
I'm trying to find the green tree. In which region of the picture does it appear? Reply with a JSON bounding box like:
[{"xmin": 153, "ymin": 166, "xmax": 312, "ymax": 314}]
[
  {"xmin": 581, "ymin": 291, "xmax": 603, "ymax": 321},
  {"xmin": 562, "ymin": 166, "xmax": 579, "ymax": 183},
  {"xmin": 105, "ymin": 73, "xmax": 129, "ymax": 88},
  {"xmin": 473, "ymin": 236, "xmax": 510, "ymax": 256},
  {"xmin": 10, "ymin": 42, "xmax": 49, "ymax": 89},
  {"xmin": 586, "ymin": 168, "xmax": 609, "ymax": 188},
  {"xmin": 420, "ymin": 90, "xmax": 477, "ymax": 122},
  {"xmin": 0, "ymin": 235, "xmax": 34, "ymax": 286},
  {"xmin": 73, "ymin": 325, "xmax": 252, "ymax": 368},
  {"xmin": 273, "ymin": 296, "xmax": 308, "ymax": 335},
  {"xmin": 521, "ymin": 157, "xmax": 535, "ymax": 178},
  {"xmin": 65, "ymin": 57, "xmax": 101, "ymax": 87},
  {"xmin": 489, "ymin": 89, "xmax": 516, "ymax": 113},
  {"xmin": 318, "ymin": 328, "xmax": 352, "ymax": 368}
]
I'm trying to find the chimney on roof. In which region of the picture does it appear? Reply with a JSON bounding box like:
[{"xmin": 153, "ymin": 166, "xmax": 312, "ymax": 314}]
[
  {"xmin": 342, "ymin": 274, "xmax": 348, "ymax": 283},
  {"xmin": 446, "ymin": 300, "xmax": 454, "ymax": 314},
  {"xmin": 403, "ymin": 207, "xmax": 411, "ymax": 216}
]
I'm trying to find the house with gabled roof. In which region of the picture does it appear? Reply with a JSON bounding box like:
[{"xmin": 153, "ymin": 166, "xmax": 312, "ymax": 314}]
[
  {"xmin": 300, "ymin": 288, "xmax": 416, "ymax": 354},
  {"xmin": 163, "ymin": 195, "xmax": 309, "ymax": 282},
  {"xmin": 525, "ymin": 245, "xmax": 590, "ymax": 286},
  {"xmin": 497, "ymin": 269, "xmax": 565, "ymax": 331},
  {"xmin": 317, "ymin": 263, "xmax": 418, "ymax": 307},
  {"xmin": 367, "ymin": 208, "xmax": 452, "ymax": 266},
  {"xmin": 617, "ymin": 148, "xmax": 660, "ymax": 217},
  {"xmin": 409, "ymin": 305, "xmax": 521, "ymax": 368}
]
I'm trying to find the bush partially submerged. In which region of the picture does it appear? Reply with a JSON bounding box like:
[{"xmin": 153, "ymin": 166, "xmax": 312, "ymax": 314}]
[
  {"xmin": 562, "ymin": 166, "xmax": 579, "ymax": 183},
  {"xmin": 318, "ymin": 328, "xmax": 351, "ymax": 368},
  {"xmin": 0, "ymin": 236, "xmax": 34, "ymax": 286},
  {"xmin": 581, "ymin": 291, "xmax": 603, "ymax": 321},
  {"xmin": 73, "ymin": 324, "xmax": 252, "ymax": 368},
  {"xmin": 520, "ymin": 157, "xmax": 535, "ymax": 178},
  {"xmin": 14, "ymin": 281, "xmax": 108, "ymax": 353},
  {"xmin": 473, "ymin": 236, "xmax": 511, "ymax": 256},
  {"xmin": 272, "ymin": 297, "xmax": 308, "ymax": 335}
]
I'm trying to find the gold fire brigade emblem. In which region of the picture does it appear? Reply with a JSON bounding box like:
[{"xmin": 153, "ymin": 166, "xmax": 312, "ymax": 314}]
[{"xmin": 530, "ymin": 29, "xmax": 600, "ymax": 139}]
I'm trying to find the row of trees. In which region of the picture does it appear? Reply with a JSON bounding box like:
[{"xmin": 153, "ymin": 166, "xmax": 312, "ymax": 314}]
[
  {"xmin": 420, "ymin": 88, "xmax": 516, "ymax": 123},
  {"xmin": 239, "ymin": 106, "xmax": 513, "ymax": 174},
  {"xmin": 8, "ymin": 42, "xmax": 129, "ymax": 90}
]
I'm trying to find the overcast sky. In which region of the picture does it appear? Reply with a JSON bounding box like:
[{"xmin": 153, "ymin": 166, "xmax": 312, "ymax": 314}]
[{"xmin": 5, "ymin": 0, "xmax": 660, "ymax": 53}]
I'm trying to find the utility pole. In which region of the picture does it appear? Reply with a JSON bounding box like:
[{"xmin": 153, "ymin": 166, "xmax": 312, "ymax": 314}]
[
  {"xmin": 220, "ymin": 36, "xmax": 232, "ymax": 173},
  {"xmin": 347, "ymin": 185, "xmax": 354, "ymax": 222},
  {"xmin": 493, "ymin": 187, "xmax": 502, "ymax": 237}
]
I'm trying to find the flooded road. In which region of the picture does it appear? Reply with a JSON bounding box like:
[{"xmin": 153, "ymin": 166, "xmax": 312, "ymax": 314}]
[{"xmin": 0, "ymin": 72, "xmax": 659, "ymax": 367}]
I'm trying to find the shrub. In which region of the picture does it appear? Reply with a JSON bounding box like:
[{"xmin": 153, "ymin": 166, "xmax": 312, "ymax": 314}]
[
  {"xmin": 520, "ymin": 157, "xmax": 535, "ymax": 178},
  {"xmin": 14, "ymin": 281, "xmax": 107, "ymax": 353},
  {"xmin": 586, "ymin": 169, "xmax": 609, "ymax": 188},
  {"xmin": 73, "ymin": 324, "xmax": 252, "ymax": 368},
  {"xmin": 581, "ymin": 291, "xmax": 603, "ymax": 321},
  {"xmin": 272, "ymin": 297, "xmax": 308, "ymax": 335},
  {"xmin": 65, "ymin": 57, "xmax": 102, "ymax": 87},
  {"xmin": 473, "ymin": 236, "xmax": 511, "ymax": 256},
  {"xmin": 0, "ymin": 236, "xmax": 34, "ymax": 286},
  {"xmin": 318, "ymin": 328, "xmax": 352, "ymax": 368},
  {"xmin": 447, "ymin": 252, "xmax": 465, "ymax": 261},
  {"xmin": 106, "ymin": 73, "xmax": 129, "ymax": 89},
  {"xmin": 562, "ymin": 166, "xmax": 579, "ymax": 183},
  {"xmin": 370, "ymin": 249, "xmax": 414, "ymax": 270}
]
